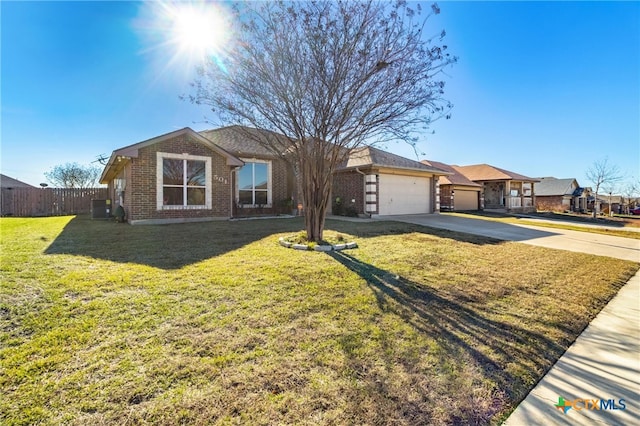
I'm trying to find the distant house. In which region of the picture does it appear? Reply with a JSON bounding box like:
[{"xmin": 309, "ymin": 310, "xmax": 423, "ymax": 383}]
[
  {"xmin": 99, "ymin": 126, "xmax": 450, "ymax": 224},
  {"xmin": 0, "ymin": 174, "xmax": 36, "ymax": 189},
  {"xmin": 535, "ymin": 177, "xmax": 589, "ymax": 212},
  {"xmin": 1, "ymin": 174, "xmax": 37, "ymax": 216},
  {"xmin": 584, "ymin": 191, "xmax": 639, "ymax": 215},
  {"xmin": 421, "ymin": 160, "xmax": 482, "ymax": 211},
  {"xmin": 594, "ymin": 194, "xmax": 626, "ymax": 215},
  {"xmin": 452, "ymin": 164, "xmax": 539, "ymax": 213}
]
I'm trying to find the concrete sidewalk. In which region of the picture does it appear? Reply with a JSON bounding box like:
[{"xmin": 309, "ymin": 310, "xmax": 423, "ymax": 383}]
[
  {"xmin": 513, "ymin": 214, "xmax": 640, "ymax": 233},
  {"xmin": 503, "ymin": 270, "xmax": 640, "ymax": 425}
]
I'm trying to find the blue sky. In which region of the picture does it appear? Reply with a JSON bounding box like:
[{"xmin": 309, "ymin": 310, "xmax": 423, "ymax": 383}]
[{"xmin": 2, "ymin": 1, "xmax": 639, "ymax": 191}]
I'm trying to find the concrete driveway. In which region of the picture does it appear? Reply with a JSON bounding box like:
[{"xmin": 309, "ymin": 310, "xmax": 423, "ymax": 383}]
[{"xmin": 381, "ymin": 214, "xmax": 640, "ymax": 262}]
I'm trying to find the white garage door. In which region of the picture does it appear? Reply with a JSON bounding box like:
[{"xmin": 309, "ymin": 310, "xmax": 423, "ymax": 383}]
[
  {"xmin": 378, "ymin": 174, "xmax": 431, "ymax": 215},
  {"xmin": 454, "ymin": 190, "xmax": 479, "ymax": 211}
]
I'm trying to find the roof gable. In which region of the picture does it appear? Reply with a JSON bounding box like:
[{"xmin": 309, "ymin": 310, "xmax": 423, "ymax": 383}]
[
  {"xmin": 113, "ymin": 127, "xmax": 243, "ymax": 164},
  {"xmin": 100, "ymin": 127, "xmax": 244, "ymax": 183}
]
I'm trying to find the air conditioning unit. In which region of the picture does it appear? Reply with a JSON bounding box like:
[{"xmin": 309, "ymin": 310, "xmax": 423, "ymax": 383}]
[{"xmin": 91, "ymin": 199, "xmax": 111, "ymax": 219}]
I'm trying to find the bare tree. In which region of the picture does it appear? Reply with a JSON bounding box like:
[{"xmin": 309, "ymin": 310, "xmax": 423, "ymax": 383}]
[
  {"xmin": 191, "ymin": 1, "xmax": 456, "ymax": 241},
  {"xmin": 45, "ymin": 163, "xmax": 102, "ymax": 189},
  {"xmin": 622, "ymin": 178, "xmax": 640, "ymax": 212},
  {"xmin": 585, "ymin": 158, "xmax": 623, "ymax": 218}
]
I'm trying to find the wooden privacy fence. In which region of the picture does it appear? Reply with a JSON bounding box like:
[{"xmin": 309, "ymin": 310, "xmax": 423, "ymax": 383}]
[{"xmin": 1, "ymin": 187, "xmax": 108, "ymax": 217}]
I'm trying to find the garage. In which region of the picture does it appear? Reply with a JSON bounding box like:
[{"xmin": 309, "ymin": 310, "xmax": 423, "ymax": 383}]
[
  {"xmin": 453, "ymin": 189, "xmax": 480, "ymax": 211},
  {"xmin": 378, "ymin": 174, "xmax": 431, "ymax": 215}
]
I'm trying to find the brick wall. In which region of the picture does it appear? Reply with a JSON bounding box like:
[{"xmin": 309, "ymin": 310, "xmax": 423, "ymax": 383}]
[
  {"xmin": 536, "ymin": 195, "xmax": 565, "ymax": 212},
  {"xmin": 440, "ymin": 185, "xmax": 453, "ymax": 210},
  {"xmin": 127, "ymin": 134, "xmax": 234, "ymax": 222},
  {"xmin": 332, "ymin": 170, "xmax": 365, "ymax": 215}
]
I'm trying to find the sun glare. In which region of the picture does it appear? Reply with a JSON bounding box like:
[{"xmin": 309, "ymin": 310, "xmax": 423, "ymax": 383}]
[
  {"xmin": 135, "ymin": 1, "xmax": 233, "ymax": 83},
  {"xmin": 171, "ymin": 4, "xmax": 229, "ymax": 61}
]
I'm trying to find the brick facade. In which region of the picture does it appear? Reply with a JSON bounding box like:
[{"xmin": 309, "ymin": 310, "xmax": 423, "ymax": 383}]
[
  {"xmin": 536, "ymin": 195, "xmax": 566, "ymax": 212},
  {"xmin": 126, "ymin": 134, "xmax": 234, "ymax": 223},
  {"xmin": 106, "ymin": 133, "xmax": 297, "ymax": 223},
  {"xmin": 102, "ymin": 127, "xmax": 446, "ymax": 222},
  {"xmin": 332, "ymin": 171, "xmax": 365, "ymax": 215},
  {"xmin": 440, "ymin": 185, "xmax": 453, "ymax": 211}
]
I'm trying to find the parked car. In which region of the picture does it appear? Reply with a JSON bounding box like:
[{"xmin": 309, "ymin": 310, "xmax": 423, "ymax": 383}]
[{"xmin": 630, "ymin": 207, "xmax": 640, "ymax": 215}]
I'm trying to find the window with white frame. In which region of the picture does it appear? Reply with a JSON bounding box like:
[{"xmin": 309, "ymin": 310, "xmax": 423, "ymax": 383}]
[
  {"xmin": 156, "ymin": 152, "xmax": 212, "ymax": 209},
  {"xmin": 237, "ymin": 160, "xmax": 271, "ymax": 206}
]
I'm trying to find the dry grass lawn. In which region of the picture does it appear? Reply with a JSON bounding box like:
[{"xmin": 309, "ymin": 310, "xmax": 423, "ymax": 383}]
[{"xmin": 1, "ymin": 215, "xmax": 637, "ymax": 425}]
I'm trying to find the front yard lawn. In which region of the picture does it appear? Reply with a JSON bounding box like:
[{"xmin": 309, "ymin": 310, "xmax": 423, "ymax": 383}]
[{"xmin": 1, "ymin": 216, "xmax": 637, "ymax": 425}]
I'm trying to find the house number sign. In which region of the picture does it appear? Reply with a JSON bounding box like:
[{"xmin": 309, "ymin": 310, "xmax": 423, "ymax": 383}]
[{"xmin": 213, "ymin": 175, "xmax": 229, "ymax": 185}]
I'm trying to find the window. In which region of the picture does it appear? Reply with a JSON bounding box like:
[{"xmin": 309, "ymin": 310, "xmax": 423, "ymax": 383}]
[
  {"xmin": 510, "ymin": 181, "xmax": 522, "ymax": 197},
  {"xmin": 157, "ymin": 153, "xmax": 211, "ymax": 209},
  {"xmin": 237, "ymin": 160, "xmax": 271, "ymax": 206}
]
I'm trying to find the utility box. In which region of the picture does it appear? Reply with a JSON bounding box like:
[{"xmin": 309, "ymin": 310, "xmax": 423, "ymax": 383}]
[{"xmin": 91, "ymin": 199, "xmax": 111, "ymax": 219}]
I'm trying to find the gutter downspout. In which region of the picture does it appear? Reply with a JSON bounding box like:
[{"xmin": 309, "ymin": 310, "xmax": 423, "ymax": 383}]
[{"xmin": 355, "ymin": 167, "xmax": 371, "ymax": 218}]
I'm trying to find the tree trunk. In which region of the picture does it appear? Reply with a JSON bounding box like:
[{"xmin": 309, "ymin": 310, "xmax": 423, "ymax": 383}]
[{"xmin": 299, "ymin": 154, "xmax": 333, "ymax": 242}]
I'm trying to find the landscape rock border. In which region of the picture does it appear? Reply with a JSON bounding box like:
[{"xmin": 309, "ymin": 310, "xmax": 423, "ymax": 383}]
[{"xmin": 279, "ymin": 237, "xmax": 357, "ymax": 251}]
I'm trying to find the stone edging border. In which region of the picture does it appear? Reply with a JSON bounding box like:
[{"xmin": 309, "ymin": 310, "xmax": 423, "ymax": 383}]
[{"xmin": 279, "ymin": 237, "xmax": 358, "ymax": 252}]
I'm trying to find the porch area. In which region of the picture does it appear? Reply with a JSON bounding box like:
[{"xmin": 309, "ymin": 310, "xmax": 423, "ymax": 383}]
[{"xmin": 483, "ymin": 180, "xmax": 536, "ymax": 213}]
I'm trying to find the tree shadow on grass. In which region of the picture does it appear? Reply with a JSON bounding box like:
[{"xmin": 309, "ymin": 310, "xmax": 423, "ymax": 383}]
[
  {"xmin": 43, "ymin": 217, "xmax": 506, "ymax": 270},
  {"xmin": 327, "ymin": 250, "xmax": 568, "ymax": 422},
  {"xmin": 44, "ymin": 215, "xmax": 305, "ymax": 270}
]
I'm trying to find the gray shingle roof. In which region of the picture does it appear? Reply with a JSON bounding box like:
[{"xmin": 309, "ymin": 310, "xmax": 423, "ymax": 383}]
[
  {"xmin": 535, "ymin": 177, "xmax": 579, "ymax": 196},
  {"xmin": 202, "ymin": 128, "xmax": 450, "ymax": 176},
  {"xmin": 0, "ymin": 174, "xmax": 36, "ymax": 188},
  {"xmin": 341, "ymin": 146, "xmax": 449, "ymax": 175},
  {"xmin": 199, "ymin": 126, "xmax": 289, "ymax": 158}
]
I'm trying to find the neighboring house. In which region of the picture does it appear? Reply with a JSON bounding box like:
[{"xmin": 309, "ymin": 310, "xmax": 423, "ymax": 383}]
[
  {"xmin": 1, "ymin": 174, "xmax": 37, "ymax": 216},
  {"xmin": 585, "ymin": 190, "xmax": 632, "ymax": 215},
  {"xmin": 100, "ymin": 126, "xmax": 450, "ymax": 224},
  {"xmin": 421, "ymin": 160, "xmax": 482, "ymax": 211},
  {"xmin": 535, "ymin": 177, "xmax": 589, "ymax": 212},
  {"xmin": 595, "ymin": 194, "xmax": 624, "ymax": 215},
  {"xmin": 452, "ymin": 164, "xmax": 539, "ymax": 212},
  {"xmin": 333, "ymin": 146, "xmax": 450, "ymax": 216},
  {"xmin": 0, "ymin": 174, "xmax": 36, "ymax": 189}
]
